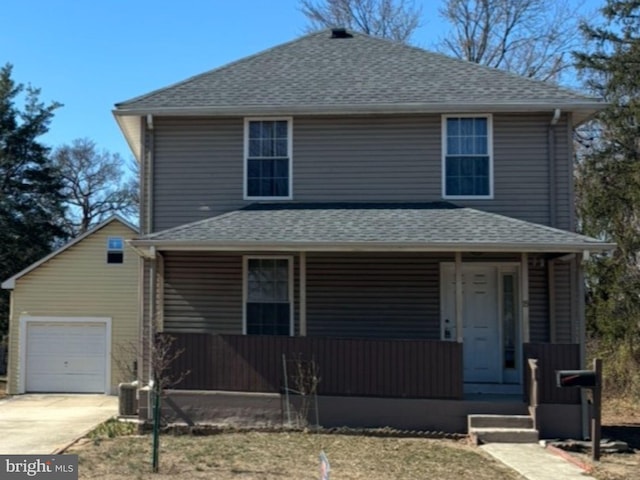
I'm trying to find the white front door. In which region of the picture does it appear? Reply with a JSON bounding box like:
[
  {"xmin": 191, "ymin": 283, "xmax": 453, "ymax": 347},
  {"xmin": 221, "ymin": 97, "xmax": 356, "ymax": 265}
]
[{"xmin": 442, "ymin": 265, "xmax": 501, "ymax": 383}]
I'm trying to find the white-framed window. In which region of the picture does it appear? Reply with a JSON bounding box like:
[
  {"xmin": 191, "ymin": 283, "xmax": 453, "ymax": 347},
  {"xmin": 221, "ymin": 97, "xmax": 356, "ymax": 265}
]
[
  {"xmin": 442, "ymin": 114, "xmax": 493, "ymax": 199},
  {"xmin": 244, "ymin": 118, "xmax": 292, "ymax": 200},
  {"xmin": 106, "ymin": 237, "xmax": 124, "ymax": 264},
  {"xmin": 243, "ymin": 256, "xmax": 293, "ymax": 336}
]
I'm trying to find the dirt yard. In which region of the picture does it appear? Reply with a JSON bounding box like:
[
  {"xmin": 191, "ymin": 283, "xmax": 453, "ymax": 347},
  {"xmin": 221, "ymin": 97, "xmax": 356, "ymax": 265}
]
[
  {"xmin": 69, "ymin": 430, "xmax": 521, "ymax": 479},
  {"xmin": 561, "ymin": 397, "xmax": 640, "ymax": 480}
]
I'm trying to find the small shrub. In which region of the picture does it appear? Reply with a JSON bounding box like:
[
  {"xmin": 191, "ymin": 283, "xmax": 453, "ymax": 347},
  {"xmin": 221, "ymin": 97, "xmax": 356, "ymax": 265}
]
[{"xmin": 89, "ymin": 418, "xmax": 137, "ymax": 442}]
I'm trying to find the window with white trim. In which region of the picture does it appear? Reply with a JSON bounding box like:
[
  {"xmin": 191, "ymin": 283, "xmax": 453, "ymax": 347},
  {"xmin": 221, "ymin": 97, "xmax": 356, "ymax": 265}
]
[
  {"xmin": 245, "ymin": 119, "xmax": 291, "ymax": 199},
  {"xmin": 107, "ymin": 237, "xmax": 124, "ymax": 264},
  {"xmin": 245, "ymin": 257, "xmax": 292, "ymax": 335},
  {"xmin": 443, "ymin": 115, "xmax": 492, "ymax": 198}
]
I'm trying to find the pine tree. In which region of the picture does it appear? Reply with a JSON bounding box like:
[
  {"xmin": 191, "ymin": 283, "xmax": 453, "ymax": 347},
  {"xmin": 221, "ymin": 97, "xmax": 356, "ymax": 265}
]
[
  {"xmin": 574, "ymin": 0, "xmax": 640, "ymax": 394},
  {"xmin": 0, "ymin": 64, "xmax": 67, "ymax": 335}
]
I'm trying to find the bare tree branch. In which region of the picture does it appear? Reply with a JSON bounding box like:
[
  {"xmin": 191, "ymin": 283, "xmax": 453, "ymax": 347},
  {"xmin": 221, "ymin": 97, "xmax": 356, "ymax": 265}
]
[
  {"xmin": 437, "ymin": 0, "xmax": 592, "ymax": 83},
  {"xmin": 299, "ymin": 0, "xmax": 421, "ymax": 43},
  {"xmin": 52, "ymin": 138, "xmax": 139, "ymax": 234}
]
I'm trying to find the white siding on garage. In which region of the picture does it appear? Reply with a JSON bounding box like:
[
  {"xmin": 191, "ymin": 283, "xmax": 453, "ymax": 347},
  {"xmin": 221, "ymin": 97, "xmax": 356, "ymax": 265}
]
[{"xmin": 25, "ymin": 321, "xmax": 108, "ymax": 393}]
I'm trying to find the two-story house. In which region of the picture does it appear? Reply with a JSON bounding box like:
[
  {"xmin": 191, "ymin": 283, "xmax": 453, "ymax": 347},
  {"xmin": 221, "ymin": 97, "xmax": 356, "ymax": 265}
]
[{"xmin": 114, "ymin": 29, "xmax": 613, "ymax": 439}]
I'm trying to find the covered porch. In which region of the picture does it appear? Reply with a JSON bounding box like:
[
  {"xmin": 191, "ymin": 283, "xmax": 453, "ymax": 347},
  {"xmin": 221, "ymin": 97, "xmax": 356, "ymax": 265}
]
[{"xmin": 131, "ymin": 203, "xmax": 613, "ymax": 435}]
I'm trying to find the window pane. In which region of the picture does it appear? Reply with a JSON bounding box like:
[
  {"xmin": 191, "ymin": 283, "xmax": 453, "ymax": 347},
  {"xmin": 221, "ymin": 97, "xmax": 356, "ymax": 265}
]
[
  {"xmin": 247, "ymin": 179, "xmax": 260, "ymax": 197},
  {"xmin": 446, "ymin": 157, "xmax": 460, "ymax": 176},
  {"xmin": 475, "ymin": 176, "xmax": 489, "ymax": 195},
  {"xmin": 107, "ymin": 237, "xmax": 123, "ymax": 250},
  {"xmin": 275, "ymin": 120, "xmax": 288, "ymax": 137},
  {"xmin": 261, "ymin": 121, "xmax": 274, "ymax": 139},
  {"xmin": 475, "ymin": 136, "xmax": 488, "ymax": 155},
  {"xmin": 474, "ymin": 158, "xmax": 489, "ymax": 176},
  {"xmin": 249, "ymin": 139, "xmax": 260, "ymax": 157},
  {"xmin": 447, "ymin": 118, "xmax": 459, "ymax": 136},
  {"xmin": 274, "ymin": 159, "xmax": 288, "ymax": 177},
  {"xmin": 249, "ymin": 121, "xmax": 261, "ymax": 139},
  {"xmin": 474, "ymin": 118, "xmax": 487, "ymax": 136},
  {"xmin": 261, "ymin": 138, "xmax": 274, "ymax": 157},
  {"xmin": 275, "ymin": 139, "xmax": 287, "ymax": 157},
  {"xmin": 461, "ymin": 135, "xmax": 474, "ymax": 154},
  {"xmin": 461, "ymin": 157, "xmax": 474, "ymax": 176},
  {"xmin": 446, "ymin": 176, "xmax": 459, "ymax": 196},
  {"xmin": 447, "ymin": 136, "xmax": 459, "ymax": 155},
  {"xmin": 460, "ymin": 118, "xmax": 473, "ymax": 135}
]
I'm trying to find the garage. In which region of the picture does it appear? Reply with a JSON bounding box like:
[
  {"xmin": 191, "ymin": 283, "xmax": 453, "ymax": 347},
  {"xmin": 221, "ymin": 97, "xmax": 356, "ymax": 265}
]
[{"xmin": 23, "ymin": 318, "xmax": 110, "ymax": 393}]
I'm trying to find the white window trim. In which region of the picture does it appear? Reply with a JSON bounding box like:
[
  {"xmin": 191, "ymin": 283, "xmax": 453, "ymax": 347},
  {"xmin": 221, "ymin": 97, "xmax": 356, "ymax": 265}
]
[
  {"xmin": 243, "ymin": 117, "xmax": 293, "ymax": 201},
  {"xmin": 242, "ymin": 255, "xmax": 294, "ymax": 336},
  {"xmin": 441, "ymin": 114, "xmax": 494, "ymax": 200},
  {"xmin": 18, "ymin": 316, "xmax": 112, "ymax": 394}
]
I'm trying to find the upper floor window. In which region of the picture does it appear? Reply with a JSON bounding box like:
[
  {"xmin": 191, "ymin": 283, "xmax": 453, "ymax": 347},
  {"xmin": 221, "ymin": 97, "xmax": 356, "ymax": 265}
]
[
  {"xmin": 442, "ymin": 115, "xmax": 493, "ymax": 199},
  {"xmin": 107, "ymin": 236, "xmax": 124, "ymax": 264},
  {"xmin": 244, "ymin": 118, "xmax": 292, "ymax": 199}
]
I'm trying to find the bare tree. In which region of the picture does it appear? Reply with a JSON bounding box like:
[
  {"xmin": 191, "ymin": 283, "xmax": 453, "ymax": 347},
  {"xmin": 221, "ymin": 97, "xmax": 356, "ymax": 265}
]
[
  {"xmin": 52, "ymin": 138, "xmax": 138, "ymax": 235},
  {"xmin": 300, "ymin": 0, "xmax": 421, "ymax": 43},
  {"xmin": 437, "ymin": 0, "xmax": 590, "ymax": 82}
]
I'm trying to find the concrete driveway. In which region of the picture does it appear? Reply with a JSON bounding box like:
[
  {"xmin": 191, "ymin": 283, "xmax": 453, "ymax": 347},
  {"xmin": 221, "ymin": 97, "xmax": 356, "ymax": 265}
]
[{"xmin": 0, "ymin": 394, "xmax": 118, "ymax": 454}]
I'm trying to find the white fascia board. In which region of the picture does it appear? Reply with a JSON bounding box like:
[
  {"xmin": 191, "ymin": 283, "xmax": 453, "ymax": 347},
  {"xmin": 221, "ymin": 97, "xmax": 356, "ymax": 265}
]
[
  {"xmin": 128, "ymin": 240, "xmax": 616, "ymax": 254},
  {"xmin": 112, "ymin": 101, "xmax": 607, "ymax": 118}
]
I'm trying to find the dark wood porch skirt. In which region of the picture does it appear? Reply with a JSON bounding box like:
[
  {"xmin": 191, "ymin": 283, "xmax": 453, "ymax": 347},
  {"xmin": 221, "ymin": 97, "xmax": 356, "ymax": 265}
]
[
  {"xmin": 162, "ymin": 333, "xmax": 463, "ymax": 400},
  {"xmin": 523, "ymin": 343, "xmax": 581, "ymax": 404}
]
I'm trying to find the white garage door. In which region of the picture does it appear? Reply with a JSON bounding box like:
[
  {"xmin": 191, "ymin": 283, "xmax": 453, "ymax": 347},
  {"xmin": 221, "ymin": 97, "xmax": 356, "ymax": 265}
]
[{"xmin": 25, "ymin": 321, "xmax": 108, "ymax": 393}]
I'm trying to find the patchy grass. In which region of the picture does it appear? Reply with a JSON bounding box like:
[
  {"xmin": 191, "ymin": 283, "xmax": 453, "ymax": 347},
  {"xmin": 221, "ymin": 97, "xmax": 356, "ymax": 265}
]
[{"xmin": 69, "ymin": 431, "xmax": 521, "ymax": 479}]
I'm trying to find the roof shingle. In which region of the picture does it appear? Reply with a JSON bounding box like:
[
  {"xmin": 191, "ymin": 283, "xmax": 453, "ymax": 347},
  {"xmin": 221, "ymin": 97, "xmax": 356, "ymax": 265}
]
[
  {"xmin": 116, "ymin": 30, "xmax": 601, "ymax": 113},
  {"xmin": 132, "ymin": 203, "xmax": 612, "ymax": 253}
]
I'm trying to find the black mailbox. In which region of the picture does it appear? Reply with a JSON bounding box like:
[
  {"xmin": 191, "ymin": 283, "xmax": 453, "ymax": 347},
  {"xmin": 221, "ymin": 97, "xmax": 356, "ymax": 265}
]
[{"xmin": 556, "ymin": 369, "xmax": 597, "ymax": 388}]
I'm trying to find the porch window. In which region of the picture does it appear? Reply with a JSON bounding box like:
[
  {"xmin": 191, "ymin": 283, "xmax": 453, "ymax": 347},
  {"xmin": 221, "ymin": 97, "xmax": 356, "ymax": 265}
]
[
  {"xmin": 442, "ymin": 115, "xmax": 493, "ymax": 198},
  {"xmin": 244, "ymin": 257, "xmax": 292, "ymax": 336},
  {"xmin": 244, "ymin": 118, "xmax": 292, "ymax": 199}
]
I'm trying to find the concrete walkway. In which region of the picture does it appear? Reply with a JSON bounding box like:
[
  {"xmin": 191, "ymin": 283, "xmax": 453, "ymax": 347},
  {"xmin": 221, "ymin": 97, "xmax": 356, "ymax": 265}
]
[
  {"xmin": 0, "ymin": 394, "xmax": 117, "ymax": 454},
  {"xmin": 482, "ymin": 443, "xmax": 595, "ymax": 480}
]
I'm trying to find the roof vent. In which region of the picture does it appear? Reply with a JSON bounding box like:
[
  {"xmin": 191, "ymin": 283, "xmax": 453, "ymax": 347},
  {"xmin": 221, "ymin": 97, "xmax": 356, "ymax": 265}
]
[{"xmin": 331, "ymin": 28, "xmax": 353, "ymax": 39}]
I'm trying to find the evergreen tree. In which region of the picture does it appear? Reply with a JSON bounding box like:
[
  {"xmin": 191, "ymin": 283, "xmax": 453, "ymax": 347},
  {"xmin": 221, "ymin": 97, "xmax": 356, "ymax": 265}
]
[
  {"xmin": 0, "ymin": 64, "xmax": 67, "ymax": 335},
  {"xmin": 574, "ymin": 0, "xmax": 640, "ymax": 394}
]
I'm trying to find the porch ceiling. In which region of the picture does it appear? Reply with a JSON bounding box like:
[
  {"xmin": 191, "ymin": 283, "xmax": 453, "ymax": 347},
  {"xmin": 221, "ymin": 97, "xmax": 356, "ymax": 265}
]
[{"xmin": 130, "ymin": 202, "xmax": 614, "ymax": 253}]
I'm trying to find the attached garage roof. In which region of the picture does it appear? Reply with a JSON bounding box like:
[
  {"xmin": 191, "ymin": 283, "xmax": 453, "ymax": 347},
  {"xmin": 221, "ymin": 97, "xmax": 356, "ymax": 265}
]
[{"xmin": 131, "ymin": 203, "xmax": 614, "ymax": 253}]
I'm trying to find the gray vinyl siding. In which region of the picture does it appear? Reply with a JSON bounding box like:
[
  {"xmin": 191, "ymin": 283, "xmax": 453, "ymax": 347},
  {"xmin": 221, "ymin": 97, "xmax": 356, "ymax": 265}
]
[
  {"xmin": 554, "ymin": 261, "xmax": 574, "ymax": 343},
  {"xmin": 529, "ymin": 264, "xmax": 549, "ymax": 343},
  {"xmin": 151, "ymin": 113, "xmax": 572, "ymax": 232},
  {"xmin": 306, "ymin": 253, "xmax": 445, "ymax": 339},
  {"xmin": 163, "ymin": 253, "xmax": 243, "ymax": 333}
]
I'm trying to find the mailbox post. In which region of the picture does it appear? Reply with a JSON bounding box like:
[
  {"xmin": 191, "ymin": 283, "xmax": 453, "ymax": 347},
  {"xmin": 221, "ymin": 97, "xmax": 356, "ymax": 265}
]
[{"xmin": 556, "ymin": 358, "xmax": 602, "ymax": 461}]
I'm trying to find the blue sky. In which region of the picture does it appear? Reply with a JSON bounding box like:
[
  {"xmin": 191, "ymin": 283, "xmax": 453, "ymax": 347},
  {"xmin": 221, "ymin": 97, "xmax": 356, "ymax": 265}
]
[{"xmin": 2, "ymin": 0, "xmax": 602, "ymax": 160}]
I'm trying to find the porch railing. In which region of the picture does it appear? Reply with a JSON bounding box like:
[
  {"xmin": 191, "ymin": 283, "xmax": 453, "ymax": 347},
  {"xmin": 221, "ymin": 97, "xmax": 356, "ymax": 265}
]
[
  {"xmin": 162, "ymin": 333, "xmax": 464, "ymax": 400},
  {"xmin": 524, "ymin": 343, "xmax": 580, "ymax": 405}
]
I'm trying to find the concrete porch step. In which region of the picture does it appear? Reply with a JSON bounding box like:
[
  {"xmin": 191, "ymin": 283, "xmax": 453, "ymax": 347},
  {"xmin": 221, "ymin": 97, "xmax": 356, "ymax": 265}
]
[
  {"xmin": 470, "ymin": 427, "xmax": 539, "ymax": 444},
  {"xmin": 468, "ymin": 414, "xmax": 538, "ymax": 444},
  {"xmin": 468, "ymin": 414, "xmax": 533, "ymax": 429}
]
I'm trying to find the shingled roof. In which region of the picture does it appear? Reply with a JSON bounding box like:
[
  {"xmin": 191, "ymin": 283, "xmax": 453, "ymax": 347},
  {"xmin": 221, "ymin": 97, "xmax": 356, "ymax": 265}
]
[
  {"xmin": 131, "ymin": 203, "xmax": 613, "ymax": 253},
  {"xmin": 115, "ymin": 29, "xmax": 602, "ymax": 114}
]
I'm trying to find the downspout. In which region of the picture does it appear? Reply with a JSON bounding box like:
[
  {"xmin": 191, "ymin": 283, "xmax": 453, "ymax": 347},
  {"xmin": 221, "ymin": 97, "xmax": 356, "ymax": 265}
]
[
  {"xmin": 146, "ymin": 114, "xmax": 154, "ymax": 233},
  {"xmin": 148, "ymin": 245, "xmax": 157, "ymax": 420},
  {"xmin": 548, "ymin": 108, "xmax": 561, "ymax": 228}
]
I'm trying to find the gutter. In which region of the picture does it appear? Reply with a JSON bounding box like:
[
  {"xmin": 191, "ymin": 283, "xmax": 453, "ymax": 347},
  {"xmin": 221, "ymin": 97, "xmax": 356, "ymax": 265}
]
[
  {"xmin": 127, "ymin": 240, "xmax": 616, "ymax": 254},
  {"xmin": 112, "ymin": 101, "xmax": 607, "ymax": 118}
]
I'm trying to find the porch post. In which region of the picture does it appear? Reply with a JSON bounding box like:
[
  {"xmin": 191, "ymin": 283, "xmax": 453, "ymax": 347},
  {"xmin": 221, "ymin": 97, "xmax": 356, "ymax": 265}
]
[
  {"xmin": 521, "ymin": 253, "xmax": 530, "ymax": 343},
  {"xmin": 299, "ymin": 252, "xmax": 307, "ymax": 336},
  {"xmin": 455, "ymin": 252, "xmax": 463, "ymax": 343},
  {"xmin": 577, "ymin": 254, "xmax": 586, "ymax": 364},
  {"xmin": 548, "ymin": 259, "xmax": 557, "ymax": 343}
]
